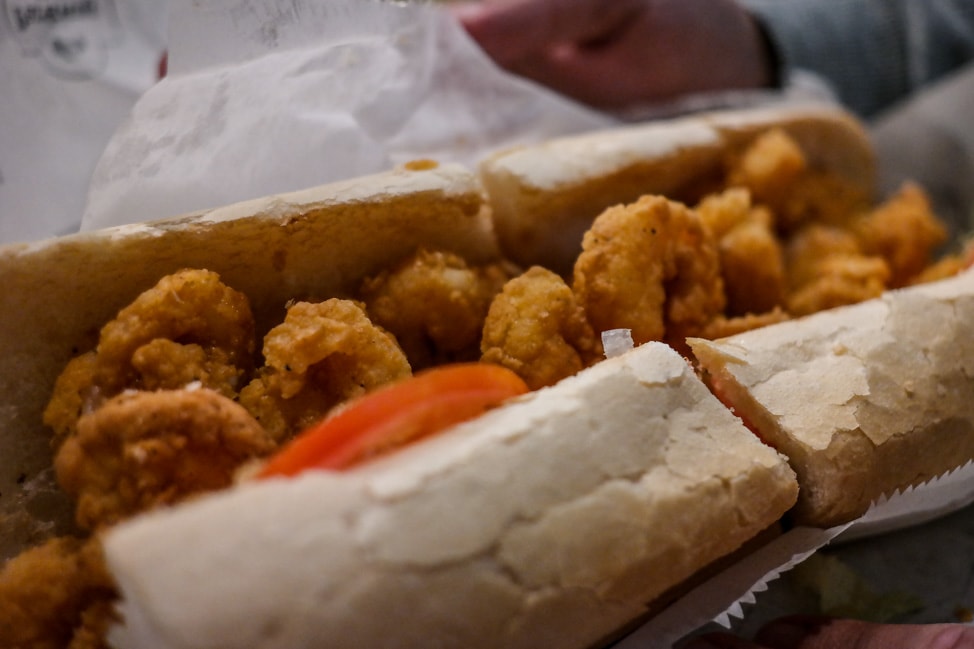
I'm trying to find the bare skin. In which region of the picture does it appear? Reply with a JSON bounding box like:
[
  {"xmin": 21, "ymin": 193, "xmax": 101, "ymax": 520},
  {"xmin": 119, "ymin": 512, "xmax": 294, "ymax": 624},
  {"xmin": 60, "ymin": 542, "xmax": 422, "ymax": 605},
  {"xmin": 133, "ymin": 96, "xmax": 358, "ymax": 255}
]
[{"xmin": 450, "ymin": 0, "xmax": 774, "ymax": 109}]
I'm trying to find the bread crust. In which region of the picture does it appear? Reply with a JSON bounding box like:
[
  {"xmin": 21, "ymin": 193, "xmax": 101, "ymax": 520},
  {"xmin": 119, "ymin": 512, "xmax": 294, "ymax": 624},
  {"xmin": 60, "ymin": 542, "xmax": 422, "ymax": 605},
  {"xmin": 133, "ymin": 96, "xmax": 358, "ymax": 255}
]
[
  {"xmin": 0, "ymin": 162, "xmax": 498, "ymax": 562},
  {"xmin": 690, "ymin": 268, "xmax": 974, "ymax": 527},
  {"xmin": 479, "ymin": 103, "xmax": 874, "ymax": 275},
  {"xmin": 103, "ymin": 342, "xmax": 797, "ymax": 649}
]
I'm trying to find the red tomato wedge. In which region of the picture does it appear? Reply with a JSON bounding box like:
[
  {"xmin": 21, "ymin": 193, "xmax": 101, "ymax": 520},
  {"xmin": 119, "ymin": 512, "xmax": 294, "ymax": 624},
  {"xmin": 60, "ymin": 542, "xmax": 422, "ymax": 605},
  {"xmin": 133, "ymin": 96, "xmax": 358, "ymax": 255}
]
[{"xmin": 257, "ymin": 363, "xmax": 529, "ymax": 477}]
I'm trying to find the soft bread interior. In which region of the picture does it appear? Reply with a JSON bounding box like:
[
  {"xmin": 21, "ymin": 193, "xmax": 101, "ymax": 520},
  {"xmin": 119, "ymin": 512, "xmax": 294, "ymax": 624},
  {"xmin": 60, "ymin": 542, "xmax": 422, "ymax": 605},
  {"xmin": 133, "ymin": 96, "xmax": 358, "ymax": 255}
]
[
  {"xmin": 479, "ymin": 103, "xmax": 875, "ymax": 274},
  {"xmin": 0, "ymin": 162, "xmax": 499, "ymax": 562},
  {"xmin": 104, "ymin": 341, "xmax": 798, "ymax": 649},
  {"xmin": 690, "ymin": 268, "xmax": 974, "ymax": 527}
]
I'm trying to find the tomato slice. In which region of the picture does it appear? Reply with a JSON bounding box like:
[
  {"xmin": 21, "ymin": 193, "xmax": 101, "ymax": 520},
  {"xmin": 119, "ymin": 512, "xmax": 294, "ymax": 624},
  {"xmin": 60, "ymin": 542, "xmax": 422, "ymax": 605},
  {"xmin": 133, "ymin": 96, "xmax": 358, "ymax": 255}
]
[{"xmin": 257, "ymin": 363, "xmax": 529, "ymax": 476}]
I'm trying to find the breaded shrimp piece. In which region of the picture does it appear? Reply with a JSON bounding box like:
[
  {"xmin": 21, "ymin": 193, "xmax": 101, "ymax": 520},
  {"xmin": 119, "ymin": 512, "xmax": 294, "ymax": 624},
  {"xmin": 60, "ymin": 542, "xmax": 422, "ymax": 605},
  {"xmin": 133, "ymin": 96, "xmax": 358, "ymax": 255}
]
[
  {"xmin": 697, "ymin": 188, "xmax": 786, "ymax": 316},
  {"xmin": 95, "ymin": 269, "xmax": 255, "ymax": 395},
  {"xmin": 44, "ymin": 351, "xmax": 99, "ymax": 450},
  {"xmin": 784, "ymin": 224, "xmax": 864, "ymax": 290},
  {"xmin": 44, "ymin": 270, "xmax": 256, "ymax": 443},
  {"xmin": 700, "ymin": 308, "xmax": 791, "ymax": 340},
  {"xmin": 360, "ymin": 249, "xmax": 515, "ymax": 369},
  {"xmin": 726, "ymin": 128, "xmax": 870, "ymax": 232},
  {"xmin": 55, "ymin": 388, "xmax": 275, "ymax": 531},
  {"xmin": 852, "ymin": 182, "xmax": 948, "ymax": 287},
  {"xmin": 239, "ymin": 299, "xmax": 411, "ymax": 441},
  {"xmin": 786, "ymin": 255, "xmax": 891, "ymax": 316},
  {"xmin": 573, "ymin": 195, "xmax": 725, "ymax": 346},
  {"xmin": 0, "ymin": 536, "xmax": 115, "ymax": 649},
  {"xmin": 481, "ymin": 266, "xmax": 602, "ymax": 390}
]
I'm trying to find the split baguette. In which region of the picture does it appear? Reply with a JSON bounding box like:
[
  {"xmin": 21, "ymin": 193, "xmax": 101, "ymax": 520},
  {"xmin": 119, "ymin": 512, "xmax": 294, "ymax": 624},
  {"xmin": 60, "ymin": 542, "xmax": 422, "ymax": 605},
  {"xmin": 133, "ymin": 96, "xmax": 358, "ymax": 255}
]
[
  {"xmin": 103, "ymin": 341, "xmax": 797, "ymax": 649},
  {"xmin": 0, "ymin": 161, "xmax": 497, "ymax": 563},
  {"xmin": 690, "ymin": 267, "xmax": 974, "ymax": 527},
  {"xmin": 0, "ymin": 102, "xmax": 964, "ymax": 648},
  {"xmin": 479, "ymin": 102, "xmax": 875, "ymax": 274}
]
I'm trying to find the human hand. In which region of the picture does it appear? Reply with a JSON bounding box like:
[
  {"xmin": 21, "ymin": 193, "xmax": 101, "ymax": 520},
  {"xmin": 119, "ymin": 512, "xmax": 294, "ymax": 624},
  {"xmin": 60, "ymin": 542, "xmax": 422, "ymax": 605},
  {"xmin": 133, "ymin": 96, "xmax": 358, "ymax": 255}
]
[
  {"xmin": 449, "ymin": 0, "xmax": 774, "ymax": 110},
  {"xmin": 684, "ymin": 615, "xmax": 974, "ymax": 649}
]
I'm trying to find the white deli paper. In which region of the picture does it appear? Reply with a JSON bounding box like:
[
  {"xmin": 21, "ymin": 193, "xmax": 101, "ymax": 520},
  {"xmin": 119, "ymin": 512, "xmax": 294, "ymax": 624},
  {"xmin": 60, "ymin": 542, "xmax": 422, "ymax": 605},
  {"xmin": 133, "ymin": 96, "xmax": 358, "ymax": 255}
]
[
  {"xmin": 0, "ymin": 0, "xmax": 168, "ymax": 244},
  {"xmin": 80, "ymin": 0, "xmax": 617, "ymax": 230}
]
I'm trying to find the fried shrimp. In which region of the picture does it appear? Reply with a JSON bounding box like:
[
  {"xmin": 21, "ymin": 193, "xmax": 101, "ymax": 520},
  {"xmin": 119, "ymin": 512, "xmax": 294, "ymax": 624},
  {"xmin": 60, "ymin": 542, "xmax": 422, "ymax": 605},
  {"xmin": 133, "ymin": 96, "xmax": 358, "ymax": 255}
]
[
  {"xmin": 573, "ymin": 195, "xmax": 725, "ymax": 346},
  {"xmin": 54, "ymin": 388, "xmax": 275, "ymax": 531},
  {"xmin": 239, "ymin": 299, "xmax": 411, "ymax": 441},
  {"xmin": 696, "ymin": 188, "xmax": 786, "ymax": 316},
  {"xmin": 852, "ymin": 182, "xmax": 948, "ymax": 287},
  {"xmin": 359, "ymin": 250, "xmax": 515, "ymax": 370},
  {"xmin": 95, "ymin": 269, "xmax": 255, "ymax": 395},
  {"xmin": 0, "ymin": 536, "xmax": 115, "ymax": 649},
  {"xmin": 481, "ymin": 266, "xmax": 602, "ymax": 390},
  {"xmin": 43, "ymin": 351, "xmax": 99, "ymax": 450},
  {"xmin": 726, "ymin": 128, "xmax": 870, "ymax": 232}
]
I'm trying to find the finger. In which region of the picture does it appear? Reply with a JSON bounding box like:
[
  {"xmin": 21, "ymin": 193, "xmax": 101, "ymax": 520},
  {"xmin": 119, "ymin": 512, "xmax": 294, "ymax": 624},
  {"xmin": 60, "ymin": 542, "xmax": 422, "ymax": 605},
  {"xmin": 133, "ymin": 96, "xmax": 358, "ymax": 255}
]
[
  {"xmin": 757, "ymin": 616, "xmax": 974, "ymax": 649},
  {"xmin": 449, "ymin": 0, "xmax": 643, "ymax": 67}
]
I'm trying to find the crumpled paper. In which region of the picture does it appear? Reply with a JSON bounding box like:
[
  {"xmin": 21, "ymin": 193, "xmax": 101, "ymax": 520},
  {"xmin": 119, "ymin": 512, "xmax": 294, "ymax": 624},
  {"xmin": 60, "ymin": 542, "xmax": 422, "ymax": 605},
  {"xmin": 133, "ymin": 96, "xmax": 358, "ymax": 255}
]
[
  {"xmin": 80, "ymin": 0, "xmax": 617, "ymax": 230},
  {"xmin": 0, "ymin": 0, "xmax": 167, "ymax": 244}
]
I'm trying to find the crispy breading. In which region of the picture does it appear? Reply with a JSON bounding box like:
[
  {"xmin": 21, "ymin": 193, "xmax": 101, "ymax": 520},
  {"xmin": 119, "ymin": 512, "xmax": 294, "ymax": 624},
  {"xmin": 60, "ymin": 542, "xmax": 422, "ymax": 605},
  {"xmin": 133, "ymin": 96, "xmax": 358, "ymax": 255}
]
[
  {"xmin": 786, "ymin": 254, "xmax": 891, "ymax": 316},
  {"xmin": 697, "ymin": 188, "xmax": 786, "ymax": 316},
  {"xmin": 95, "ymin": 269, "xmax": 255, "ymax": 394},
  {"xmin": 0, "ymin": 536, "xmax": 115, "ymax": 649},
  {"xmin": 54, "ymin": 389, "xmax": 275, "ymax": 531},
  {"xmin": 573, "ymin": 195, "xmax": 725, "ymax": 346},
  {"xmin": 481, "ymin": 266, "xmax": 602, "ymax": 390},
  {"xmin": 239, "ymin": 299, "xmax": 411, "ymax": 441},
  {"xmin": 700, "ymin": 308, "xmax": 791, "ymax": 340},
  {"xmin": 853, "ymin": 182, "xmax": 948, "ymax": 287},
  {"xmin": 43, "ymin": 351, "xmax": 100, "ymax": 450},
  {"xmin": 44, "ymin": 270, "xmax": 256, "ymax": 443},
  {"xmin": 360, "ymin": 250, "xmax": 515, "ymax": 370},
  {"xmin": 726, "ymin": 128, "xmax": 871, "ymax": 232}
]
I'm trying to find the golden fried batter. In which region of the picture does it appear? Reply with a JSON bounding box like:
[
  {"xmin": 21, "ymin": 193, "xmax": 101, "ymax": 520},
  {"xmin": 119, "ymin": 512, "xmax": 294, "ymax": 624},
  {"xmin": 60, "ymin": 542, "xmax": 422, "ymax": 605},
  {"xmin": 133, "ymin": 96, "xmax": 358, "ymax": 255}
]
[
  {"xmin": 0, "ymin": 536, "xmax": 115, "ymax": 649},
  {"xmin": 700, "ymin": 308, "xmax": 791, "ymax": 340},
  {"xmin": 43, "ymin": 351, "xmax": 99, "ymax": 450},
  {"xmin": 44, "ymin": 270, "xmax": 256, "ymax": 444},
  {"xmin": 95, "ymin": 269, "xmax": 255, "ymax": 394},
  {"xmin": 131, "ymin": 340, "xmax": 245, "ymax": 397},
  {"xmin": 481, "ymin": 266, "xmax": 602, "ymax": 390},
  {"xmin": 360, "ymin": 250, "xmax": 515, "ymax": 369},
  {"xmin": 54, "ymin": 388, "xmax": 275, "ymax": 531},
  {"xmin": 726, "ymin": 128, "xmax": 870, "ymax": 232},
  {"xmin": 784, "ymin": 224, "xmax": 864, "ymax": 290},
  {"xmin": 697, "ymin": 188, "xmax": 786, "ymax": 316},
  {"xmin": 786, "ymin": 255, "xmax": 891, "ymax": 316},
  {"xmin": 573, "ymin": 195, "xmax": 725, "ymax": 346},
  {"xmin": 239, "ymin": 299, "xmax": 411, "ymax": 441},
  {"xmin": 852, "ymin": 182, "xmax": 948, "ymax": 287}
]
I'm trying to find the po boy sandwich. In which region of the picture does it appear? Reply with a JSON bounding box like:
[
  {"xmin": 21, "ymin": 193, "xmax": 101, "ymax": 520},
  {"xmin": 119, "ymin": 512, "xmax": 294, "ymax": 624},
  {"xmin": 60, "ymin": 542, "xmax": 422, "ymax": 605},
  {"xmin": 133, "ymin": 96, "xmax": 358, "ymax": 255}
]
[{"xmin": 1, "ymin": 103, "xmax": 971, "ymax": 648}]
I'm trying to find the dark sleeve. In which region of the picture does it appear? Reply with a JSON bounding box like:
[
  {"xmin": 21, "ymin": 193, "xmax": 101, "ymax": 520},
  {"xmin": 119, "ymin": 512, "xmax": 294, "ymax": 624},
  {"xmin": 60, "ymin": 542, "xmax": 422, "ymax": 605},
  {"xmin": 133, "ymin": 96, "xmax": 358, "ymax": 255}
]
[{"xmin": 740, "ymin": 0, "xmax": 974, "ymax": 117}]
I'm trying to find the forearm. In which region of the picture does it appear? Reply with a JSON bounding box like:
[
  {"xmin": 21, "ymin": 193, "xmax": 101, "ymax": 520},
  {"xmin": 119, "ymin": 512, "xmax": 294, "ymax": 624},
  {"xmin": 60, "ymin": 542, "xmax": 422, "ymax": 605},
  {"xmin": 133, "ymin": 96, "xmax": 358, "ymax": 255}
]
[{"xmin": 742, "ymin": 0, "xmax": 974, "ymax": 117}]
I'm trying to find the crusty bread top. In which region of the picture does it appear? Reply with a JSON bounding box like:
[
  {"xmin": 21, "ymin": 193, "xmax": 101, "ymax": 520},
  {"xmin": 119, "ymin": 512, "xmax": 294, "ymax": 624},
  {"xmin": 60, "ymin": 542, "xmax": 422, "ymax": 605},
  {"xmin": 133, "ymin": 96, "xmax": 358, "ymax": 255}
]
[
  {"xmin": 479, "ymin": 103, "xmax": 875, "ymax": 274},
  {"xmin": 0, "ymin": 162, "xmax": 498, "ymax": 562},
  {"xmin": 689, "ymin": 268, "xmax": 974, "ymax": 525},
  {"xmin": 691, "ymin": 268, "xmax": 974, "ymax": 450},
  {"xmin": 104, "ymin": 341, "xmax": 797, "ymax": 649}
]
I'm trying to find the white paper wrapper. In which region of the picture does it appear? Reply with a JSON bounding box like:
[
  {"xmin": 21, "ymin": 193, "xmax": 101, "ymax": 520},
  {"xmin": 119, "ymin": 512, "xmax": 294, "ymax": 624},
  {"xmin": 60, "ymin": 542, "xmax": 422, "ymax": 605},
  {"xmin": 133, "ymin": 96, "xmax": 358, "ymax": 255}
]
[
  {"xmin": 0, "ymin": 0, "xmax": 167, "ymax": 244},
  {"xmin": 80, "ymin": 0, "xmax": 617, "ymax": 230}
]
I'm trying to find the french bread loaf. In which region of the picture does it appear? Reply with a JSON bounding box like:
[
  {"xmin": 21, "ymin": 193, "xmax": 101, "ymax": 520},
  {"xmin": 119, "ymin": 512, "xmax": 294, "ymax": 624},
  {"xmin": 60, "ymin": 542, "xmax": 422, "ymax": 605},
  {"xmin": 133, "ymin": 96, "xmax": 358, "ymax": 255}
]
[
  {"xmin": 689, "ymin": 268, "xmax": 974, "ymax": 527},
  {"xmin": 103, "ymin": 341, "xmax": 798, "ymax": 649}
]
